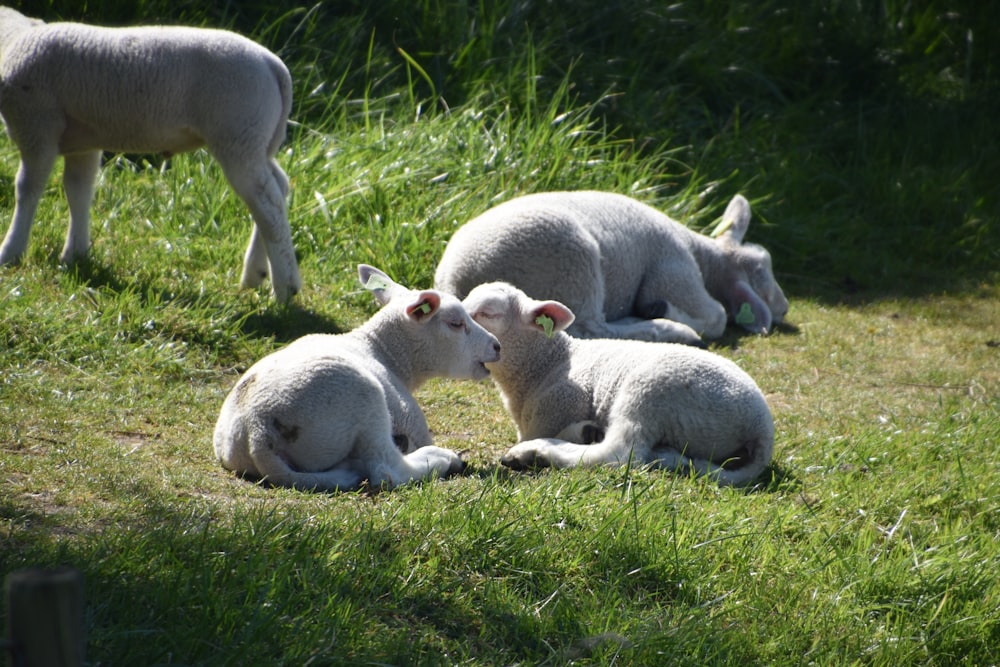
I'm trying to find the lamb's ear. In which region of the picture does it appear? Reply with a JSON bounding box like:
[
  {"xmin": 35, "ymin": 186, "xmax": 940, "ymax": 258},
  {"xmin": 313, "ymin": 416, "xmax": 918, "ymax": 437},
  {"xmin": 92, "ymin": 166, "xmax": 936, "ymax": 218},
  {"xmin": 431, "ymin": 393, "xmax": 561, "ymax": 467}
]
[
  {"xmin": 527, "ymin": 301, "xmax": 575, "ymax": 337},
  {"xmin": 712, "ymin": 194, "xmax": 752, "ymax": 244},
  {"xmin": 405, "ymin": 291, "xmax": 442, "ymax": 322},
  {"xmin": 728, "ymin": 280, "xmax": 772, "ymax": 335},
  {"xmin": 358, "ymin": 264, "xmax": 403, "ymax": 305}
]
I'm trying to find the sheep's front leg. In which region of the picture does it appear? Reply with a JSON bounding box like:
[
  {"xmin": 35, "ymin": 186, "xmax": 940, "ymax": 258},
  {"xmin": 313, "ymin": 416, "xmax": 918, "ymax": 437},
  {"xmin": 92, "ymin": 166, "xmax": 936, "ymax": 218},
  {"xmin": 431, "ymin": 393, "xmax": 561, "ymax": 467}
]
[
  {"xmin": 60, "ymin": 151, "xmax": 102, "ymax": 264},
  {"xmin": 636, "ymin": 266, "xmax": 727, "ymax": 339},
  {"xmin": 554, "ymin": 421, "xmax": 605, "ymax": 444},
  {"xmin": 501, "ymin": 438, "xmax": 592, "ymax": 470},
  {"xmin": 0, "ymin": 148, "xmax": 59, "ymax": 265},
  {"xmin": 503, "ymin": 421, "xmax": 650, "ymax": 470},
  {"xmin": 386, "ymin": 446, "xmax": 466, "ymax": 489}
]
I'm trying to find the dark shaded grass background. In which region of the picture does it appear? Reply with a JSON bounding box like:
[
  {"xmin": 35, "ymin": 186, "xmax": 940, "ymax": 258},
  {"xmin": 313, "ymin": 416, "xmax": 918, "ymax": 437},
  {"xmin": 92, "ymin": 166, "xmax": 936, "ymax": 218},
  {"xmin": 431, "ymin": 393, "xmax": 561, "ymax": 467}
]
[{"xmin": 17, "ymin": 0, "xmax": 1000, "ymax": 300}]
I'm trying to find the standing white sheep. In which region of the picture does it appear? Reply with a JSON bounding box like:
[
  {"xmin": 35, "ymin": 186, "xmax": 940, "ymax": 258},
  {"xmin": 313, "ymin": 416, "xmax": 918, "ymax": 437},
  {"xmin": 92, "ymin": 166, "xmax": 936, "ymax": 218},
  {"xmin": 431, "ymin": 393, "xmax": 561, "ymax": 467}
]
[
  {"xmin": 213, "ymin": 265, "xmax": 501, "ymax": 491},
  {"xmin": 463, "ymin": 281, "xmax": 774, "ymax": 486},
  {"xmin": 0, "ymin": 7, "xmax": 300, "ymax": 301},
  {"xmin": 435, "ymin": 190, "xmax": 789, "ymax": 344}
]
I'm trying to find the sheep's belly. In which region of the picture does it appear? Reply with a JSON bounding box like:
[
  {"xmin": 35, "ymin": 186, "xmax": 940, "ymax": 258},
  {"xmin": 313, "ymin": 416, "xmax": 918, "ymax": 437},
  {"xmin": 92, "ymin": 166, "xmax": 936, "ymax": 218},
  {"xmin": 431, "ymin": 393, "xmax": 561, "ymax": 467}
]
[{"xmin": 59, "ymin": 114, "xmax": 203, "ymax": 155}]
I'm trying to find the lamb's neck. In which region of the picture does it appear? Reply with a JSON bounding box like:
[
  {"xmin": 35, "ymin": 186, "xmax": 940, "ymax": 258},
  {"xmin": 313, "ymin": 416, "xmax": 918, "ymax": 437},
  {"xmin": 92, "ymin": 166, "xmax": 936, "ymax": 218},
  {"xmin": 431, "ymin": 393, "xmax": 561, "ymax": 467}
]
[
  {"xmin": 357, "ymin": 317, "xmax": 419, "ymax": 390},
  {"xmin": 491, "ymin": 335, "xmax": 571, "ymax": 418},
  {"xmin": 687, "ymin": 233, "xmax": 728, "ymax": 300}
]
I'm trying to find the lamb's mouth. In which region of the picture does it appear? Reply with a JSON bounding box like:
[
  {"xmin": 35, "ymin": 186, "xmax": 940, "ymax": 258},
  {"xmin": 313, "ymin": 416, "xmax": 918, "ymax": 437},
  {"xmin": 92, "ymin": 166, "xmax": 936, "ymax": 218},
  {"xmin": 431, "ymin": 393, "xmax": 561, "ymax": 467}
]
[{"xmin": 477, "ymin": 362, "xmax": 491, "ymax": 376}]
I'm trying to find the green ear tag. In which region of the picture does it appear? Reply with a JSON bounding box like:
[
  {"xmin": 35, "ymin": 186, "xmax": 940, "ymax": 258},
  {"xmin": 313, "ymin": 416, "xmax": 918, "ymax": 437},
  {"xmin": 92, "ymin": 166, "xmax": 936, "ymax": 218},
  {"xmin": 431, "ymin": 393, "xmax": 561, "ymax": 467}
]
[
  {"xmin": 735, "ymin": 302, "xmax": 755, "ymax": 326},
  {"xmin": 365, "ymin": 274, "xmax": 391, "ymax": 292},
  {"xmin": 417, "ymin": 302, "xmax": 432, "ymax": 314},
  {"xmin": 535, "ymin": 314, "xmax": 555, "ymax": 338}
]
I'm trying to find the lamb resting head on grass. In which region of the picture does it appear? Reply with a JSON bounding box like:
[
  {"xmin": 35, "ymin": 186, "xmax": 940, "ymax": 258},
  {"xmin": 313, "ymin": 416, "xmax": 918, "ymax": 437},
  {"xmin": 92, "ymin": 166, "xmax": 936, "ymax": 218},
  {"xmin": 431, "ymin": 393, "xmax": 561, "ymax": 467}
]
[
  {"xmin": 0, "ymin": 7, "xmax": 300, "ymax": 301},
  {"xmin": 213, "ymin": 265, "xmax": 501, "ymax": 491},
  {"xmin": 436, "ymin": 190, "xmax": 789, "ymax": 344},
  {"xmin": 463, "ymin": 281, "xmax": 774, "ymax": 487}
]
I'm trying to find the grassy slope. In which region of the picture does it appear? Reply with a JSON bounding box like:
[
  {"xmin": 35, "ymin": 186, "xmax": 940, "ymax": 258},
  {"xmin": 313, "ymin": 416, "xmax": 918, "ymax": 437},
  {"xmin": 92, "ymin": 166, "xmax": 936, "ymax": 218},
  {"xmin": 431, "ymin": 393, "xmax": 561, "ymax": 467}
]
[{"xmin": 2, "ymin": 1, "xmax": 999, "ymax": 664}]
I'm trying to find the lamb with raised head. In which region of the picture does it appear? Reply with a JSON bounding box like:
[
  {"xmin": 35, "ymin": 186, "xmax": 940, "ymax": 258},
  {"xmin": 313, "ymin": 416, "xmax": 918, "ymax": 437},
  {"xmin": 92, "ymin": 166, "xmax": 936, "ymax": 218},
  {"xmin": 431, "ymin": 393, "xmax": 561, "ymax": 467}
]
[
  {"xmin": 0, "ymin": 7, "xmax": 301, "ymax": 301},
  {"xmin": 213, "ymin": 265, "xmax": 501, "ymax": 491},
  {"xmin": 462, "ymin": 281, "xmax": 774, "ymax": 486},
  {"xmin": 436, "ymin": 190, "xmax": 788, "ymax": 344}
]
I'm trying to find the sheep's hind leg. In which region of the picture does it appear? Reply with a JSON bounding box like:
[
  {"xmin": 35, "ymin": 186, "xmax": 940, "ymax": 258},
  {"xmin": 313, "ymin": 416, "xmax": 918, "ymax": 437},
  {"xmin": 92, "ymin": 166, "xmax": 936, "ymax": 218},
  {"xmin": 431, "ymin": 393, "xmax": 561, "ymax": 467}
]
[
  {"xmin": 60, "ymin": 151, "xmax": 102, "ymax": 264},
  {"xmin": 602, "ymin": 316, "xmax": 704, "ymax": 346},
  {"xmin": 237, "ymin": 159, "xmax": 291, "ymax": 289},
  {"xmin": 216, "ymin": 154, "xmax": 301, "ymax": 302},
  {"xmin": 0, "ymin": 148, "xmax": 59, "ymax": 265},
  {"xmin": 241, "ymin": 224, "xmax": 271, "ymax": 289},
  {"xmin": 568, "ymin": 302, "xmax": 703, "ymax": 346}
]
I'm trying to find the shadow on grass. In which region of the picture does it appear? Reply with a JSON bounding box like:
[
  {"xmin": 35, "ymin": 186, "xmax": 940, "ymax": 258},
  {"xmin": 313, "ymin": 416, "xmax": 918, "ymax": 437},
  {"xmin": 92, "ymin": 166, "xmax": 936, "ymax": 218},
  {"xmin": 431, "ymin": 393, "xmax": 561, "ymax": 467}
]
[
  {"xmin": 709, "ymin": 319, "xmax": 801, "ymax": 352},
  {"xmin": 61, "ymin": 257, "xmax": 343, "ymax": 345},
  {"xmin": 237, "ymin": 304, "xmax": 344, "ymax": 343},
  {"xmin": 466, "ymin": 459, "xmax": 797, "ymax": 496}
]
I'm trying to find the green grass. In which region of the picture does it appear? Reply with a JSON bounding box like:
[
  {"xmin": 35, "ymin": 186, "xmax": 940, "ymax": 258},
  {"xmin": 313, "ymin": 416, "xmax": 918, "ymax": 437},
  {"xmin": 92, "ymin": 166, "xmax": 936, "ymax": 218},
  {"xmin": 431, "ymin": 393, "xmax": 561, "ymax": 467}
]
[{"xmin": 2, "ymin": 1, "xmax": 999, "ymax": 664}]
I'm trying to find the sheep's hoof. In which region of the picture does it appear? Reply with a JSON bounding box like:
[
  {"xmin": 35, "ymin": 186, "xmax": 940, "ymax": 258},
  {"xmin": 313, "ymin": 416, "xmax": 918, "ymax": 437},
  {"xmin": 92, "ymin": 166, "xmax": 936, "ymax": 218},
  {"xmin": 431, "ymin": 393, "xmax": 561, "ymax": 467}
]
[{"xmin": 500, "ymin": 450, "xmax": 551, "ymax": 471}]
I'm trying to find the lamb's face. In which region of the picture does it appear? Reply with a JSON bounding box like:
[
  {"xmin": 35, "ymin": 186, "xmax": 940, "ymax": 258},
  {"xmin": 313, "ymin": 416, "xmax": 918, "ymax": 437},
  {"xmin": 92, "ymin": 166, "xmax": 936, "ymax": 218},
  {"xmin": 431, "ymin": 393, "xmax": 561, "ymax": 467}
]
[
  {"xmin": 738, "ymin": 244, "xmax": 788, "ymax": 324},
  {"xmin": 462, "ymin": 283, "xmax": 520, "ymax": 338},
  {"xmin": 464, "ymin": 282, "xmax": 576, "ymax": 347},
  {"xmin": 421, "ymin": 297, "xmax": 501, "ymax": 380}
]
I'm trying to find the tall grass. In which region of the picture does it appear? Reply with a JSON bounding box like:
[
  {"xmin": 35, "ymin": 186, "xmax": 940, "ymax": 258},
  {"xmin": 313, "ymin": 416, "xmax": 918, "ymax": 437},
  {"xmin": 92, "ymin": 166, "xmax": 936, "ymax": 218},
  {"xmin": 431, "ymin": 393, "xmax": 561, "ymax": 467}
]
[{"xmin": 1, "ymin": 1, "xmax": 998, "ymax": 665}]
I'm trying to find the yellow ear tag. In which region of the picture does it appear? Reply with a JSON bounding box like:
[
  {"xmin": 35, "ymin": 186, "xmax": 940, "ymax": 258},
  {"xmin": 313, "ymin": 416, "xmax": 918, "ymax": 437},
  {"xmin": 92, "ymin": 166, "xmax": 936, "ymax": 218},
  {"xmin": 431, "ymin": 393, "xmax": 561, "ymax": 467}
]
[
  {"xmin": 735, "ymin": 302, "xmax": 755, "ymax": 326},
  {"xmin": 417, "ymin": 302, "xmax": 432, "ymax": 314},
  {"xmin": 535, "ymin": 314, "xmax": 555, "ymax": 338},
  {"xmin": 710, "ymin": 215, "xmax": 735, "ymax": 238}
]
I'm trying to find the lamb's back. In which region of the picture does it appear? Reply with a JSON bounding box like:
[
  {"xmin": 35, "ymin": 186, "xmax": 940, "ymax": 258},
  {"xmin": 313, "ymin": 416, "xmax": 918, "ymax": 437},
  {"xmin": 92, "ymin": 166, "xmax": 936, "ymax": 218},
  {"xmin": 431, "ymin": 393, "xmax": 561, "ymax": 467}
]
[
  {"xmin": 1, "ymin": 23, "xmax": 285, "ymax": 153},
  {"xmin": 437, "ymin": 194, "xmax": 603, "ymax": 299},
  {"xmin": 569, "ymin": 338, "xmax": 768, "ymax": 427},
  {"xmin": 438, "ymin": 191, "xmax": 702, "ymax": 323}
]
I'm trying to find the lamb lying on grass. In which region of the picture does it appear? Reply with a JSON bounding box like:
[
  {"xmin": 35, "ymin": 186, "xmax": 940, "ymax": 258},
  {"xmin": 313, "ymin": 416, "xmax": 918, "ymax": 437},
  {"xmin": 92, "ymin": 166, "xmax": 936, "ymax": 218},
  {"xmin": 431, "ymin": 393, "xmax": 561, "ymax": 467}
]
[
  {"xmin": 463, "ymin": 281, "xmax": 774, "ymax": 486},
  {"xmin": 436, "ymin": 191, "xmax": 788, "ymax": 344},
  {"xmin": 0, "ymin": 7, "xmax": 300, "ymax": 301},
  {"xmin": 213, "ymin": 265, "xmax": 501, "ymax": 491}
]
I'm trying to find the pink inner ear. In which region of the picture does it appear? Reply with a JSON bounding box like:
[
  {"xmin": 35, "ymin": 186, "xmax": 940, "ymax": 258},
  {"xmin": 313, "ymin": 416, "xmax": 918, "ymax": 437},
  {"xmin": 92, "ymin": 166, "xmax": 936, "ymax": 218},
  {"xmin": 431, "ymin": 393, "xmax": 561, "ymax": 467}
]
[
  {"xmin": 533, "ymin": 301, "xmax": 575, "ymax": 332},
  {"xmin": 406, "ymin": 291, "xmax": 441, "ymax": 319}
]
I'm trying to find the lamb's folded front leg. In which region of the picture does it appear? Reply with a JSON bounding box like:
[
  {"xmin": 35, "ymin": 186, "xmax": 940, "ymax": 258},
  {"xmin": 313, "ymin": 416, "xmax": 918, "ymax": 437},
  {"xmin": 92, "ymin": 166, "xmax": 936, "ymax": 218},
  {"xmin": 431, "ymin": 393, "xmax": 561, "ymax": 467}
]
[
  {"xmin": 502, "ymin": 438, "xmax": 641, "ymax": 470},
  {"xmin": 554, "ymin": 421, "xmax": 605, "ymax": 444}
]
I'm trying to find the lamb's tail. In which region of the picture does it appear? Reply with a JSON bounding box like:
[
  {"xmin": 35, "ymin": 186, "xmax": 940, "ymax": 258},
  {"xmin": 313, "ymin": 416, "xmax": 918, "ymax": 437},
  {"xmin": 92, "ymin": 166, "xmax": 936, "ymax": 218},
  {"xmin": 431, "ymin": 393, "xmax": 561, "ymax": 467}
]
[{"xmin": 266, "ymin": 55, "xmax": 294, "ymax": 157}]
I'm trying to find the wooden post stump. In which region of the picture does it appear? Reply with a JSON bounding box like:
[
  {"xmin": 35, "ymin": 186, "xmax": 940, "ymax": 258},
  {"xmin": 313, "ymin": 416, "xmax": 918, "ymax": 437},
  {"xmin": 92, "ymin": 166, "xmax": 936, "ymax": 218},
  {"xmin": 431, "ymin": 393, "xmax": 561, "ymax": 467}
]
[{"xmin": 4, "ymin": 567, "xmax": 85, "ymax": 667}]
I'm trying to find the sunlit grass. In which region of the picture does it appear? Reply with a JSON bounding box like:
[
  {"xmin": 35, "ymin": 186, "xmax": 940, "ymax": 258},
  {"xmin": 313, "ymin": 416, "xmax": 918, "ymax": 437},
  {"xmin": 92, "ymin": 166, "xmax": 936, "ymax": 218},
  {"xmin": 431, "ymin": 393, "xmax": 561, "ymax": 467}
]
[{"xmin": 2, "ymin": 1, "xmax": 999, "ymax": 665}]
